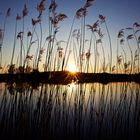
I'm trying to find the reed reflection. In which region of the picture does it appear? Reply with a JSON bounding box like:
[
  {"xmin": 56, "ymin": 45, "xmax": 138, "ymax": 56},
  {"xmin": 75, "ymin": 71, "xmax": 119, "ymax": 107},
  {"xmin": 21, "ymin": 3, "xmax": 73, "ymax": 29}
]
[{"xmin": 0, "ymin": 82, "xmax": 139, "ymax": 139}]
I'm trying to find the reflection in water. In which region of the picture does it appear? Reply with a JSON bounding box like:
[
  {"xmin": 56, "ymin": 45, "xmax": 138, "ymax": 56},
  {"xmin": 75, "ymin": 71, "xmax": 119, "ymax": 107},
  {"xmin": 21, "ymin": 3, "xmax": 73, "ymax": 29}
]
[{"xmin": 0, "ymin": 82, "xmax": 140, "ymax": 139}]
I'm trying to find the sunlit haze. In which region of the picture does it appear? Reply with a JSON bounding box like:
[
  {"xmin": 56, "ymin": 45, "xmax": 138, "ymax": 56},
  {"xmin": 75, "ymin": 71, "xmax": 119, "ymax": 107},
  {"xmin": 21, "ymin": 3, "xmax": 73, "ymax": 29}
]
[{"xmin": 67, "ymin": 63, "xmax": 77, "ymax": 73}]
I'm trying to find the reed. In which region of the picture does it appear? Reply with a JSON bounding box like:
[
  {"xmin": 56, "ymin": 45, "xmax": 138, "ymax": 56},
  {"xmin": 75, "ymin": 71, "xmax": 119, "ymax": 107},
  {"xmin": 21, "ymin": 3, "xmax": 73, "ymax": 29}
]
[
  {"xmin": 0, "ymin": 8, "xmax": 11, "ymax": 68},
  {"xmin": 0, "ymin": 0, "xmax": 139, "ymax": 74},
  {"xmin": 0, "ymin": 1, "xmax": 140, "ymax": 138}
]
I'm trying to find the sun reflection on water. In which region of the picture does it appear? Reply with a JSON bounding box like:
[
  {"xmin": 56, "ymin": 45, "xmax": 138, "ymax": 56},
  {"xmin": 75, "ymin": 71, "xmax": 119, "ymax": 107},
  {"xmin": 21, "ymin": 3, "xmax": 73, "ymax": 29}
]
[{"xmin": 67, "ymin": 80, "xmax": 77, "ymax": 90}]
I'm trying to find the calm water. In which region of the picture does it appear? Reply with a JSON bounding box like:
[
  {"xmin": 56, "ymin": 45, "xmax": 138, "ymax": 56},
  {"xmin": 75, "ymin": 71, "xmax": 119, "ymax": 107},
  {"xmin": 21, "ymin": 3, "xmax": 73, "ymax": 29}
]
[{"xmin": 0, "ymin": 82, "xmax": 140, "ymax": 139}]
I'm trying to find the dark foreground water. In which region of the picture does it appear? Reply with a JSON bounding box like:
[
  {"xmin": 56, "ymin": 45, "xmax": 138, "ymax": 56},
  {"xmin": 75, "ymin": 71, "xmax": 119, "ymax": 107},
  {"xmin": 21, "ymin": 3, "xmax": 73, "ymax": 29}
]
[{"xmin": 0, "ymin": 82, "xmax": 140, "ymax": 140}]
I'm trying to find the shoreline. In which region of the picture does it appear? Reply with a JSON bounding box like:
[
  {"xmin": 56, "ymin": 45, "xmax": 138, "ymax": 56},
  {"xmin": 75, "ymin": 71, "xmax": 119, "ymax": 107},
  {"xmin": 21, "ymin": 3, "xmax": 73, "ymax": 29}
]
[{"xmin": 0, "ymin": 71, "xmax": 140, "ymax": 84}]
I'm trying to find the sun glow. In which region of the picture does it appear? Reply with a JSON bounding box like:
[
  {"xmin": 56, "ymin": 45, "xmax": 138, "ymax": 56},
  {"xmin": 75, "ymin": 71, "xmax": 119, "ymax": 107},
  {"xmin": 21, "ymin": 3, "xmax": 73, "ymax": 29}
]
[{"xmin": 67, "ymin": 64, "xmax": 77, "ymax": 73}]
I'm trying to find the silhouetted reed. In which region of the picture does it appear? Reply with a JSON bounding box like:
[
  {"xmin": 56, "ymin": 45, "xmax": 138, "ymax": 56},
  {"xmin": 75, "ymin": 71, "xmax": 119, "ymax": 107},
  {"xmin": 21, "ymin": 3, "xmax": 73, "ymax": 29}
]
[
  {"xmin": 0, "ymin": 1, "xmax": 140, "ymax": 139},
  {"xmin": 0, "ymin": 8, "xmax": 11, "ymax": 68},
  {"xmin": 0, "ymin": 0, "xmax": 139, "ymax": 74}
]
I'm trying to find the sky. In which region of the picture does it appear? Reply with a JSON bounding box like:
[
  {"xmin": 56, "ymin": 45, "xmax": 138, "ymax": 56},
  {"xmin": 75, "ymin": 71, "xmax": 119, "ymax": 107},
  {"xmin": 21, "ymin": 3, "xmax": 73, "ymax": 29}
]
[
  {"xmin": 0, "ymin": 0, "xmax": 140, "ymax": 72},
  {"xmin": 0, "ymin": 0, "xmax": 139, "ymax": 26}
]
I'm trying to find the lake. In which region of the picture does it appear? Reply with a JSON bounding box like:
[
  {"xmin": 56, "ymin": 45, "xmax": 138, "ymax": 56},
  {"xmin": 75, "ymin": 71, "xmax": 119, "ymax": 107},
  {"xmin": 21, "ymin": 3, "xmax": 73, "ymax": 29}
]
[{"xmin": 0, "ymin": 82, "xmax": 139, "ymax": 139}]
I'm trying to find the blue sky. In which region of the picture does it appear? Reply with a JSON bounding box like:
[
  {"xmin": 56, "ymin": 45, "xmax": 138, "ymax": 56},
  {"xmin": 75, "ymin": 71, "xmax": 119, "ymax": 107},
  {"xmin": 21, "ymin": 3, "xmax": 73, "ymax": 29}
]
[
  {"xmin": 0, "ymin": 0, "xmax": 140, "ymax": 71},
  {"xmin": 1, "ymin": 0, "xmax": 139, "ymax": 25},
  {"xmin": 0, "ymin": 0, "xmax": 139, "ymax": 32},
  {"xmin": 0, "ymin": 0, "xmax": 139, "ymax": 39}
]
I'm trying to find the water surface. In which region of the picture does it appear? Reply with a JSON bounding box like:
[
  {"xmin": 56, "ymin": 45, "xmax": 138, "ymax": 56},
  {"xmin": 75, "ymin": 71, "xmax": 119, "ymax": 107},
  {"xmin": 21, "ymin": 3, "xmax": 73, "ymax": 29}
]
[{"xmin": 0, "ymin": 82, "xmax": 139, "ymax": 139}]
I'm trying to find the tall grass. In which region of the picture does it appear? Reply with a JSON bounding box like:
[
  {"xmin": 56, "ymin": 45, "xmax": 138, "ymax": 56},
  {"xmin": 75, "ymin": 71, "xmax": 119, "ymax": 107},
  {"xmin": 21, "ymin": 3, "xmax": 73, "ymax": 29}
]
[
  {"xmin": 0, "ymin": 1, "xmax": 139, "ymax": 139},
  {"xmin": 0, "ymin": 8, "xmax": 11, "ymax": 68},
  {"xmin": 0, "ymin": 0, "xmax": 139, "ymax": 74}
]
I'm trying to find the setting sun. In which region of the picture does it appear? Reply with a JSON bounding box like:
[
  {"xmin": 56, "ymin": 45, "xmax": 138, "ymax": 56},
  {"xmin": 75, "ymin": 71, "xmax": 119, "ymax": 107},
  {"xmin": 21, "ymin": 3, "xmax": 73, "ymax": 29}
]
[{"xmin": 67, "ymin": 64, "xmax": 77, "ymax": 73}]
